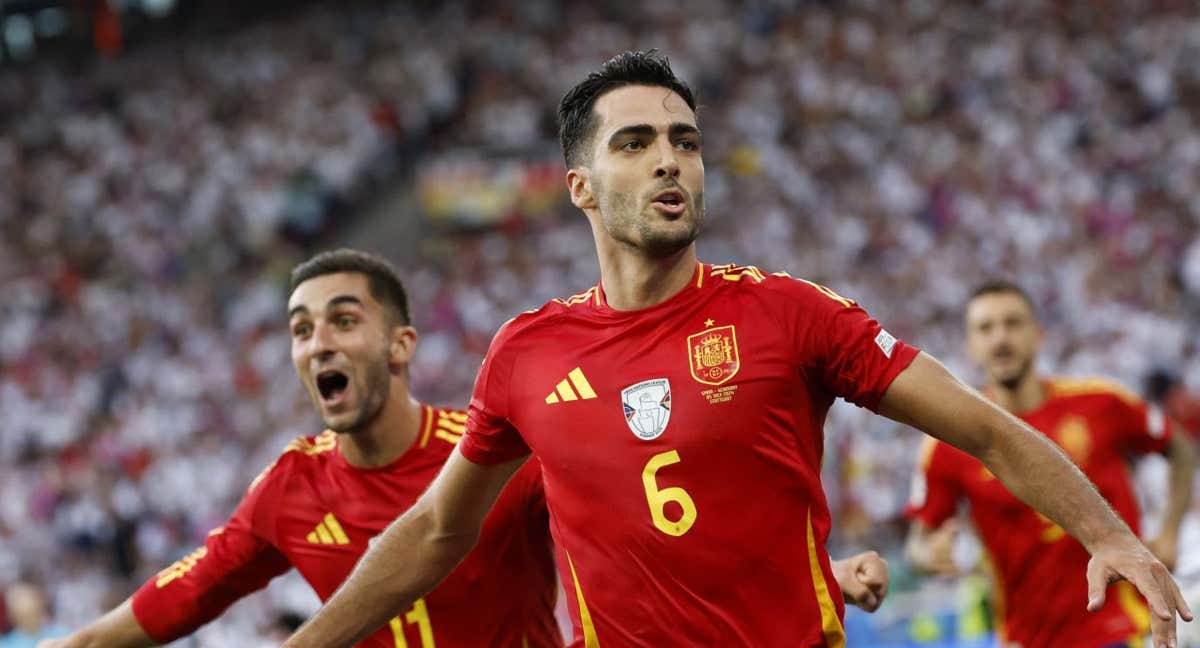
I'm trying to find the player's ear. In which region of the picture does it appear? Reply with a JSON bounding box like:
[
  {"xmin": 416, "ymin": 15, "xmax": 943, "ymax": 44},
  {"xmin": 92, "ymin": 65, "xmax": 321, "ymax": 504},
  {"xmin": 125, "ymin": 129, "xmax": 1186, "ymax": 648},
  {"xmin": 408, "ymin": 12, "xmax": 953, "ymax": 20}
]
[
  {"xmin": 388, "ymin": 324, "xmax": 418, "ymax": 368},
  {"xmin": 567, "ymin": 167, "xmax": 596, "ymax": 210}
]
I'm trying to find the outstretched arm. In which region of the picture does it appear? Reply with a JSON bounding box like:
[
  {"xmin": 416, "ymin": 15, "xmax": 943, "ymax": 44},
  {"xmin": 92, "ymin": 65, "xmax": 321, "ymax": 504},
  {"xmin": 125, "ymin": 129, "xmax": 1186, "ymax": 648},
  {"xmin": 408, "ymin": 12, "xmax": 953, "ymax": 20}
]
[
  {"xmin": 879, "ymin": 352, "xmax": 1192, "ymax": 648},
  {"xmin": 36, "ymin": 600, "xmax": 154, "ymax": 648},
  {"xmin": 282, "ymin": 449, "xmax": 528, "ymax": 648}
]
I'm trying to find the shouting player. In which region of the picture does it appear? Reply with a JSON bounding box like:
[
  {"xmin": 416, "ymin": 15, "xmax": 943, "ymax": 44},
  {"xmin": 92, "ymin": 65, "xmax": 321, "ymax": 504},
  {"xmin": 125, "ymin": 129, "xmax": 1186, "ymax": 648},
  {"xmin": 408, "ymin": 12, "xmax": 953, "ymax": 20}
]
[
  {"xmin": 37, "ymin": 249, "xmax": 562, "ymax": 648},
  {"xmin": 906, "ymin": 281, "xmax": 1196, "ymax": 647},
  {"xmin": 281, "ymin": 52, "xmax": 1192, "ymax": 648}
]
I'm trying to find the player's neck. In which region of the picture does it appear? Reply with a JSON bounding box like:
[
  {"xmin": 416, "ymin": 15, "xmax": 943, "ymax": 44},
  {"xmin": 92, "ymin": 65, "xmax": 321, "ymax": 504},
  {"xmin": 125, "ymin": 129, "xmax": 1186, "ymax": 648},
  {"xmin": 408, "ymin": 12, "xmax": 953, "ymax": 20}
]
[
  {"xmin": 987, "ymin": 372, "xmax": 1046, "ymax": 414},
  {"xmin": 338, "ymin": 389, "xmax": 422, "ymax": 468},
  {"xmin": 596, "ymin": 242, "xmax": 698, "ymax": 311}
]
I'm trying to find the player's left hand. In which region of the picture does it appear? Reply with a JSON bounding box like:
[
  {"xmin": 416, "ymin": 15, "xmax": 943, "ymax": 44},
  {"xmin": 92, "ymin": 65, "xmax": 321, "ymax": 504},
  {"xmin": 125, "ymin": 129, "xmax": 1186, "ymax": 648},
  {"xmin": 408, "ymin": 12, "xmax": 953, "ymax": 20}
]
[
  {"xmin": 1146, "ymin": 532, "xmax": 1179, "ymax": 572},
  {"xmin": 833, "ymin": 551, "xmax": 889, "ymax": 613},
  {"xmin": 1087, "ymin": 536, "xmax": 1193, "ymax": 648}
]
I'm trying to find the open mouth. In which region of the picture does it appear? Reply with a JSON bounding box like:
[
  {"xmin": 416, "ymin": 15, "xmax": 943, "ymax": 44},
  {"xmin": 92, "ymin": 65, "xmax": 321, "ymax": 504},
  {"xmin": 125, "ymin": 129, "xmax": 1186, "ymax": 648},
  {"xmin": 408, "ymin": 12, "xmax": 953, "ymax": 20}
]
[
  {"xmin": 652, "ymin": 190, "xmax": 685, "ymax": 208},
  {"xmin": 316, "ymin": 370, "xmax": 349, "ymax": 402}
]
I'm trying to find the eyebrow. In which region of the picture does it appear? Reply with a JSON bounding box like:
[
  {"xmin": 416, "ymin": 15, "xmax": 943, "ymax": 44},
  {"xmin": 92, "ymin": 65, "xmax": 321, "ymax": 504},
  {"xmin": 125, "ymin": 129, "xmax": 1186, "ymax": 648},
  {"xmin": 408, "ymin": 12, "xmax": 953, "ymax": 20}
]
[
  {"xmin": 607, "ymin": 123, "xmax": 702, "ymax": 147},
  {"xmin": 287, "ymin": 295, "xmax": 365, "ymax": 319}
]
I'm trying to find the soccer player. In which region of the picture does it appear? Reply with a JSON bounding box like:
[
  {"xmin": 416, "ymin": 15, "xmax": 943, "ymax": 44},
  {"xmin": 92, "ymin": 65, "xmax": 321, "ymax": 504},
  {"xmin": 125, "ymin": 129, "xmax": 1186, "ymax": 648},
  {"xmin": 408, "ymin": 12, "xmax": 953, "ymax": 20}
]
[
  {"xmin": 905, "ymin": 281, "xmax": 1196, "ymax": 647},
  {"xmin": 36, "ymin": 249, "xmax": 562, "ymax": 648},
  {"xmin": 281, "ymin": 52, "xmax": 1192, "ymax": 648}
]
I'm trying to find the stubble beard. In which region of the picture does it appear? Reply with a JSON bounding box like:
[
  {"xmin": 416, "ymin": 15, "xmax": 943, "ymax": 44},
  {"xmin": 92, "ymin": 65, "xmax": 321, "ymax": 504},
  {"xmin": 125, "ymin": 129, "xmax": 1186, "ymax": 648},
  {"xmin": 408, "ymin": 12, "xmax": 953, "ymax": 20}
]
[
  {"xmin": 596, "ymin": 180, "xmax": 704, "ymax": 258},
  {"xmin": 326, "ymin": 350, "xmax": 392, "ymax": 435}
]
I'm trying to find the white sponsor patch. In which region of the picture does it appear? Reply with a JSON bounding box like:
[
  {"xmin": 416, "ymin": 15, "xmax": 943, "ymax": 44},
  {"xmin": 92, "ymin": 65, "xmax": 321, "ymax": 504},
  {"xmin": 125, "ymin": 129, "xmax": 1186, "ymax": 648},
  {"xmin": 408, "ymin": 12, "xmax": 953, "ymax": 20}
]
[
  {"xmin": 621, "ymin": 378, "xmax": 672, "ymax": 441},
  {"xmin": 875, "ymin": 329, "xmax": 897, "ymax": 358}
]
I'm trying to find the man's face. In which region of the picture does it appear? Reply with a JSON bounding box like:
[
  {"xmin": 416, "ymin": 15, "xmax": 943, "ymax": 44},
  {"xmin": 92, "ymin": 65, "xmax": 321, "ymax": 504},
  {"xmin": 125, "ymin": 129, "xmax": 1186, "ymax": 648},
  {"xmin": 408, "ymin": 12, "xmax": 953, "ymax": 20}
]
[
  {"xmin": 288, "ymin": 273, "xmax": 394, "ymax": 433},
  {"xmin": 965, "ymin": 292, "xmax": 1042, "ymax": 390},
  {"xmin": 577, "ymin": 84, "xmax": 705, "ymax": 256}
]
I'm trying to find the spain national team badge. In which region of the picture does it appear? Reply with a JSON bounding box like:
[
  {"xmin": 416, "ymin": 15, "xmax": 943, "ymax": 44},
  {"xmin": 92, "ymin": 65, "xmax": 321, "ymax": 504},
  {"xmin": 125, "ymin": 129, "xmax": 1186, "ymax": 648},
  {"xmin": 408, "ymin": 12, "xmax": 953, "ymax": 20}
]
[
  {"xmin": 621, "ymin": 378, "xmax": 672, "ymax": 440},
  {"xmin": 687, "ymin": 325, "xmax": 740, "ymax": 386}
]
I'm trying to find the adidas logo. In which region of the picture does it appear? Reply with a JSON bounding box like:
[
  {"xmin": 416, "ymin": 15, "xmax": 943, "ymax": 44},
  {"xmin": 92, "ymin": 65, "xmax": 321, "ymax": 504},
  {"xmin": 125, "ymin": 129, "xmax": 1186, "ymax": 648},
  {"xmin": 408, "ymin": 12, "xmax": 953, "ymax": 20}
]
[
  {"xmin": 545, "ymin": 367, "xmax": 597, "ymax": 404},
  {"xmin": 306, "ymin": 513, "xmax": 350, "ymax": 545}
]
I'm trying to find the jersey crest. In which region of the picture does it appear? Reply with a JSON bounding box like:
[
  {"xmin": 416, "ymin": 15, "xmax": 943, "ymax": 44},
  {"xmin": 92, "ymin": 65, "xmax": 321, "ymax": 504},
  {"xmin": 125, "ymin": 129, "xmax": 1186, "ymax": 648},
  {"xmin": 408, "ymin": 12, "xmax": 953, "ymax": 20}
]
[
  {"xmin": 1053, "ymin": 414, "xmax": 1093, "ymax": 465},
  {"xmin": 621, "ymin": 378, "xmax": 672, "ymax": 440},
  {"xmin": 687, "ymin": 324, "xmax": 740, "ymax": 386}
]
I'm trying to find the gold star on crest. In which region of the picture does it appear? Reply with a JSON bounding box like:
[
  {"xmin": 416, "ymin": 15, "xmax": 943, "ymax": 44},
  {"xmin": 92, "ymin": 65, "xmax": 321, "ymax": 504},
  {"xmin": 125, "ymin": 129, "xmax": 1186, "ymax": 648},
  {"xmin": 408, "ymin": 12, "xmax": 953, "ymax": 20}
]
[{"xmin": 704, "ymin": 318, "xmax": 714, "ymax": 327}]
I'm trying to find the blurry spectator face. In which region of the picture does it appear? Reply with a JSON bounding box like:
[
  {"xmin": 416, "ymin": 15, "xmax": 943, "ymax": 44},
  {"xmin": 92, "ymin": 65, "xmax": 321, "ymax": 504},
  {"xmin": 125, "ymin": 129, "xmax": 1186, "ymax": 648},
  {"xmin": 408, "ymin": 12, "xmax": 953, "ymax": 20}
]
[
  {"xmin": 288, "ymin": 273, "xmax": 398, "ymax": 433},
  {"xmin": 965, "ymin": 292, "xmax": 1043, "ymax": 390},
  {"xmin": 569, "ymin": 85, "xmax": 705, "ymax": 257}
]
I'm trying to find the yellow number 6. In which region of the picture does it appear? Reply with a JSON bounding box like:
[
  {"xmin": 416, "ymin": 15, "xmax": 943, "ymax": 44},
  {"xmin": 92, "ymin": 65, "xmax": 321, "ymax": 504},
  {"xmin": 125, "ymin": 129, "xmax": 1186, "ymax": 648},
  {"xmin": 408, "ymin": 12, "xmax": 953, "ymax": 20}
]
[{"xmin": 642, "ymin": 450, "xmax": 697, "ymax": 536}]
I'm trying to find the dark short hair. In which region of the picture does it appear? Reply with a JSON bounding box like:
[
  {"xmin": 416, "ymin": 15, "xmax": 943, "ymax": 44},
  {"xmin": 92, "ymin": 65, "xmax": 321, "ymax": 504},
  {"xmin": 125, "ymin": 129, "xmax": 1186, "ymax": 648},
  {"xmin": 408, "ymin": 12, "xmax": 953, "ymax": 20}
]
[
  {"xmin": 557, "ymin": 49, "xmax": 697, "ymax": 168},
  {"xmin": 289, "ymin": 249, "xmax": 411, "ymax": 325},
  {"xmin": 967, "ymin": 279, "xmax": 1037, "ymax": 318}
]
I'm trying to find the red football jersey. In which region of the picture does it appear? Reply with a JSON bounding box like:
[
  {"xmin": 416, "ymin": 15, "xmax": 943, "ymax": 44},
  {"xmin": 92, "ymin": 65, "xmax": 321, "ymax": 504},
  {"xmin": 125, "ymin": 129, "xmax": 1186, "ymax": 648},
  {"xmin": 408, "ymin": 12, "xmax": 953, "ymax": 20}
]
[
  {"xmin": 131, "ymin": 405, "xmax": 561, "ymax": 648},
  {"xmin": 459, "ymin": 262, "xmax": 919, "ymax": 647},
  {"xmin": 908, "ymin": 378, "xmax": 1172, "ymax": 648}
]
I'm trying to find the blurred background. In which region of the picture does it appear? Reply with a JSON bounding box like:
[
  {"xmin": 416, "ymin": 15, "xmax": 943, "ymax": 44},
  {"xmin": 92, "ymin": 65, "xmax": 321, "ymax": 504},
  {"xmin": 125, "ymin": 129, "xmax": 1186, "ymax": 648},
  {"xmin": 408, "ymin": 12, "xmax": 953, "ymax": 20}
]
[{"xmin": 2, "ymin": 0, "xmax": 1200, "ymax": 645}]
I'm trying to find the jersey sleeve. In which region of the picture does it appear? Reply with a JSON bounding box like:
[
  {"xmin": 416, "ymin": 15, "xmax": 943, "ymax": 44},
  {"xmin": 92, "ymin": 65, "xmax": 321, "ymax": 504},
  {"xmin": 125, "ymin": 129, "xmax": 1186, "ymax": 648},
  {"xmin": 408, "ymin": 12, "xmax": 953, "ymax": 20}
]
[
  {"xmin": 130, "ymin": 459, "xmax": 291, "ymax": 643},
  {"xmin": 459, "ymin": 319, "xmax": 534, "ymax": 465},
  {"xmin": 764, "ymin": 275, "xmax": 919, "ymax": 410},
  {"xmin": 904, "ymin": 439, "xmax": 960, "ymax": 529},
  {"xmin": 1112, "ymin": 392, "xmax": 1172, "ymax": 455}
]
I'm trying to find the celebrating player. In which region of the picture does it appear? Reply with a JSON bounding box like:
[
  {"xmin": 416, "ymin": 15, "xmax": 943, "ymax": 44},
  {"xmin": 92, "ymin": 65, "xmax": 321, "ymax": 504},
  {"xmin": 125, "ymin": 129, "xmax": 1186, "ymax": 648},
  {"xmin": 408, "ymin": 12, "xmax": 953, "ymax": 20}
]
[
  {"xmin": 905, "ymin": 280, "xmax": 1196, "ymax": 647},
  {"xmin": 282, "ymin": 52, "xmax": 1192, "ymax": 648},
  {"xmin": 37, "ymin": 249, "xmax": 562, "ymax": 648}
]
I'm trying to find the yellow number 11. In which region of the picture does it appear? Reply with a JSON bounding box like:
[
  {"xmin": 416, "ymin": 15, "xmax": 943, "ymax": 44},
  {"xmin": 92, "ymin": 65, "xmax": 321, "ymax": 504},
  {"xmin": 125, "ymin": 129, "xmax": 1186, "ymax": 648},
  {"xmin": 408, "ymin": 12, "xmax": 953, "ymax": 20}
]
[
  {"xmin": 642, "ymin": 450, "xmax": 698, "ymax": 536},
  {"xmin": 389, "ymin": 598, "xmax": 435, "ymax": 648}
]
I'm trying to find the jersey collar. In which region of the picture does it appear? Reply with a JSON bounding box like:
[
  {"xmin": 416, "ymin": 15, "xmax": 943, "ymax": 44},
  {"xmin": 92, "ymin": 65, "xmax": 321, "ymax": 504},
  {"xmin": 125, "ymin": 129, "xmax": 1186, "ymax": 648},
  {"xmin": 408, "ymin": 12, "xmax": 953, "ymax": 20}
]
[{"xmin": 591, "ymin": 262, "xmax": 707, "ymax": 318}]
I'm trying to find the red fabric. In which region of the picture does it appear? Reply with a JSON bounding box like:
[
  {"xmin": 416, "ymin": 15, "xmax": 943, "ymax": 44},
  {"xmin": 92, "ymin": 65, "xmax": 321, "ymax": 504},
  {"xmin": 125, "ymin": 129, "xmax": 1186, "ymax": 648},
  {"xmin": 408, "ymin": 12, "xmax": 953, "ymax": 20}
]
[
  {"xmin": 906, "ymin": 379, "xmax": 1171, "ymax": 647},
  {"xmin": 460, "ymin": 262, "xmax": 918, "ymax": 647},
  {"xmin": 133, "ymin": 405, "xmax": 559, "ymax": 647}
]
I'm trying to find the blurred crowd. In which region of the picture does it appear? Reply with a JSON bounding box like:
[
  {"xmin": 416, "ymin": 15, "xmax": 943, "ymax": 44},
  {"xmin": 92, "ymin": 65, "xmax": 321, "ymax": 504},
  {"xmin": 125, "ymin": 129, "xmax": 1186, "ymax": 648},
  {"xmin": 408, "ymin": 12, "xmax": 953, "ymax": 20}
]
[{"xmin": 3, "ymin": 0, "xmax": 1200, "ymax": 644}]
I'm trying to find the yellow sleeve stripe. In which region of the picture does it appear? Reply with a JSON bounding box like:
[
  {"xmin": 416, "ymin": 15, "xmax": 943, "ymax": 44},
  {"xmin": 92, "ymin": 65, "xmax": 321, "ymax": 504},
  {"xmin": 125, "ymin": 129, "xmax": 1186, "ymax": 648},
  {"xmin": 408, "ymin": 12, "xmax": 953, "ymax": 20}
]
[
  {"xmin": 284, "ymin": 432, "xmax": 338, "ymax": 457},
  {"xmin": 435, "ymin": 429, "xmax": 462, "ymax": 444},
  {"xmin": 155, "ymin": 547, "xmax": 209, "ymax": 588},
  {"xmin": 806, "ymin": 508, "xmax": 847, "ymax": 648},
  {"xmin": 710, "ymin": 264, "xmax": 767, "ymax": 283},
  {"xmin": 555, "ymin": 287, "xmax": 599, "ymax": 307},
  {"xmin": 798, "ymin": 279, "xmax": 854, "ymax": 308}
]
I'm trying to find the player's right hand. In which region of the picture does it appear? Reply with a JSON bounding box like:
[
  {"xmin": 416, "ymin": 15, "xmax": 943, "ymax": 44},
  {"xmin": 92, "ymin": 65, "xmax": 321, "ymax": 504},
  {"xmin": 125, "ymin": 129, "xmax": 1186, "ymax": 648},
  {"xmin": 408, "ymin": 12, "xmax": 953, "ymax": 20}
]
[
  {"xmin": 1086, "ymin": 535, "xmax": 1192, "ymax": 648},
  {"xmin": 912, "ymin": 518, "xmax": 960, "ymax": 577},
  {"xmin": 36, "ymin": 640, "xmax": 70, "ymax": 648},
  {"xmin": 833, "ymin": 551, "xmax": 890, "ymax": 612}
]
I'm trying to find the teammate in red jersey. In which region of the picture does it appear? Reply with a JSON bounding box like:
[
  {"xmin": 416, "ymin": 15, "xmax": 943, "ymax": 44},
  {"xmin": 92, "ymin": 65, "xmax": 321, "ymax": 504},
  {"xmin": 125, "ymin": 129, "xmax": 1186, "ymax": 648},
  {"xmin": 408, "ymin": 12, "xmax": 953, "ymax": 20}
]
[
  {"xmin": 906, "ymin": 281, "xmax": 1196, "ymax": 648},
  {"xmin": 37, "ymin": 249, "xmax": 562, "ymax": 648},
  {"xmin": 282, "ymin": 51, "xmax": 1192, "ymax": 648}
]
